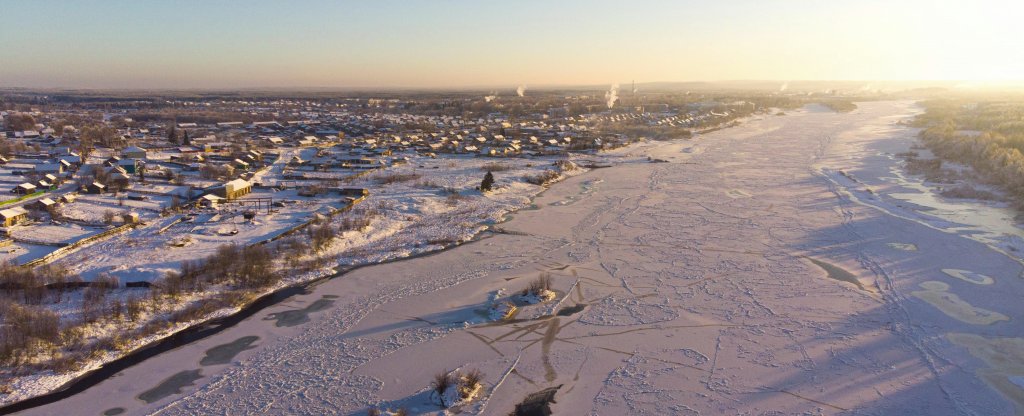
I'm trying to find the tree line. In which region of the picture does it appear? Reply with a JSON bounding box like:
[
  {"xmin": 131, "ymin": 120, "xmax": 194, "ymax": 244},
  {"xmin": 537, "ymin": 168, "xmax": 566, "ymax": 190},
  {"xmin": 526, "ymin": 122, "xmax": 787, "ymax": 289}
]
[{"xmin": 914, "ymin": 99, "xmax": 1024, "ymax": 203}]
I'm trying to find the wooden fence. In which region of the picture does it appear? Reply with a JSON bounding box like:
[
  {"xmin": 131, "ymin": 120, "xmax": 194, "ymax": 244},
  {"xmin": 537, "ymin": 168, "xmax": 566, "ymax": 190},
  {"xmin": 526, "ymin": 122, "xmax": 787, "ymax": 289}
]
[
  {"xmin": 257, "ymin": 194, "xmax": 367, "ymax": 245},
  {"xmin": 20, "ymin": 223, "xmax": 138, "ymax": 267}
]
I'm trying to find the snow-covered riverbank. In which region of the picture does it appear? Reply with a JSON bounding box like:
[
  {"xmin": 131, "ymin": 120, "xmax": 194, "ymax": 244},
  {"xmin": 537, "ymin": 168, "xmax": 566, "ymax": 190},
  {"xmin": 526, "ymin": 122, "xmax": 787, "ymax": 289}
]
[{"xmin": 0, "ymin": 153, "xmax": 614, "ymax": 409}]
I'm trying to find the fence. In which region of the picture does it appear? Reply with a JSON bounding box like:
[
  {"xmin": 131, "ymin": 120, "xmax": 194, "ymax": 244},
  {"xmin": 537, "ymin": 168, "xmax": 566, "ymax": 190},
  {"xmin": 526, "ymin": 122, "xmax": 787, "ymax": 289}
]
[
  {"xmin": 256, "ymin": 195, "xmax": 367, "ymax": 245},
  {"xmin": 20, "ymin": 223, "xmax": 138, "ymax": 268}
]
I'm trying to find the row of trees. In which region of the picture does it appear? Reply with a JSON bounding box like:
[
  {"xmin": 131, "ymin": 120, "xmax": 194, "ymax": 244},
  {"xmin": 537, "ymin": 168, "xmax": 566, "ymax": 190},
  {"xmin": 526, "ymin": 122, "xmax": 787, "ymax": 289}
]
[
  {"xmin": 3, "ymin": 113, "xmax": 36, "ymax": 131},
  {"xmin": 916, "ymin": 100, "xmax": 1024, "ymax": 202},
  {"xmin": 0, "ymin": 242, "xmax": 283, "ymax": 368}
]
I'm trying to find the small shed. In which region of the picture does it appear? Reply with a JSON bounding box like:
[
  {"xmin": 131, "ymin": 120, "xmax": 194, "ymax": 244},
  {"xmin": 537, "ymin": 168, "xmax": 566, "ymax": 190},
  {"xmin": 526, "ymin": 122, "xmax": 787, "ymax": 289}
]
[{"xmin": 199, "ymin": 194, "xmax": 224, "ymax": 207}]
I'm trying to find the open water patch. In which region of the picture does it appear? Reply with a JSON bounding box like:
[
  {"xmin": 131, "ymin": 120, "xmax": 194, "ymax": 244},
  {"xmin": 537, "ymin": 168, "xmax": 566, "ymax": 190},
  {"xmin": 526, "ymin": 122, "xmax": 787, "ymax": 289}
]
[
  {"xmin": 200, "ymin": 336, "xmax": 260, "ymax": 366},
  {"xmin": 806, "ymin": 257, "xmax": 867, "ymax": 291},
  {"xmin": 136, "ymin": 369, "xmax": 203, "ymax": 404},
  {"xmin": 263, "ymin": 297, "xmax": 335, "ymax": 327}
]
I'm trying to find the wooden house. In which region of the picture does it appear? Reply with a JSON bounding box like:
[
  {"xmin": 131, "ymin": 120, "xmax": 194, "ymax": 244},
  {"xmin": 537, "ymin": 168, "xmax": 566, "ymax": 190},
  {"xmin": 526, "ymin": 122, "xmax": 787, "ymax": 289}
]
[
  {"xmin": 222, "ymin": 178, "xmax": 252, "ymax": 200},
  {"xmin": 0, "ymin": 207, "xmax": 28, "ymax": 227},
  {"xmin": 13, "ymin": 183, "xmax": 37, "ymax": 195}
]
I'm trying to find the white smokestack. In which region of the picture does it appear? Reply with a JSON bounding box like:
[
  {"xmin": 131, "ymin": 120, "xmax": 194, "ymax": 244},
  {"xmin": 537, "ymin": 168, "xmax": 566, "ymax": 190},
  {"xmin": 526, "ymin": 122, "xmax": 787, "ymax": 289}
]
[
  {"xmin": 516, "ymin": 85, "xmax": 526, "ymax": 97},
  {"xmin": 605, "ymin": 83, "xmax": 619, "ymax": 109}
]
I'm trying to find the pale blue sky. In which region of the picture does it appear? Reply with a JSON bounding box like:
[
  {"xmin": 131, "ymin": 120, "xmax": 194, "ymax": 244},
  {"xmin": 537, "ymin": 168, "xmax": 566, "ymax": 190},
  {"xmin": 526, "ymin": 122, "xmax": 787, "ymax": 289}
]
[{"xmin": 0, "ymin": 0, "xmax": 1021, "ymax": 89}]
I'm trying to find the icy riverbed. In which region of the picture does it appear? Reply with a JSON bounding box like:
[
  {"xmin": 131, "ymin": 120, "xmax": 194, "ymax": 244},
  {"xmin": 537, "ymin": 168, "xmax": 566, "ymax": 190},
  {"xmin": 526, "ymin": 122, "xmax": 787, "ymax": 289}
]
[{"xmin": 17, "ymin": 101, "xmax": 1024, "ymax": 415}]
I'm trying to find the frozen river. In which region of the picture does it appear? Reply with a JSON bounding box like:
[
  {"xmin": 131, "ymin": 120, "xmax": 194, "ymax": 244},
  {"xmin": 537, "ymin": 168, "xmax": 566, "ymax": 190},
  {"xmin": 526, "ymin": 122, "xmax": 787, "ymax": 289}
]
[{"xmin": 18, "ymin": 101, "xmax": 1024, "ymax": 415}]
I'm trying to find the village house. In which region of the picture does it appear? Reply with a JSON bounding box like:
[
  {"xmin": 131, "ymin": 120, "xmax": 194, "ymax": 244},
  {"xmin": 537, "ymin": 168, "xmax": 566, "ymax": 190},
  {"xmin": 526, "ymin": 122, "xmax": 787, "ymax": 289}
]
[
  {"xmin": 31, "ymin": 197, "xmax": 57, "ymax": 211},
  {"xmin": 34, "ymin": 162, "xmax": 63, "ymax": 175},
  {"xmin": 103, "ymin": 156, "xmax": 122, "ymax": 167},
  {"xmin": 0, "ymin": 207, "xmax": 28, "ymax": 227},
  {"xmin": 42, "ymin": 173, "xmax": 59, "ymax": 185},
  {"xmin": 36, "ymin": 177, "xmax": 53, "ymax": 189},
  {"xmin": 221, "ymin": 178, "xmax": 252, "ymax": 200},
  {"xmin": 85, "ymin": 182, "xmax": 107, "ymax": 194},
  {"xmin": 118, "ymin": 158, "xmax": 143, "ymax": 174},
  {"xmin": 122, "ymin": 145, "xmax": 148, "ymax": 159},
  {"xmin": 13, "ymin": 182, "xmax": 37, "ymax": 195}
]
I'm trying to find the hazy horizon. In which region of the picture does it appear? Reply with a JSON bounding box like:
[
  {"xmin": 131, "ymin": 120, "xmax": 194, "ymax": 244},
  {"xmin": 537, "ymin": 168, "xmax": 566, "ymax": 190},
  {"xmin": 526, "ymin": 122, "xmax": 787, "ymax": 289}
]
[{"xmin": 1, "ymin": 0, "xmax": 1023, "ymax": 89}]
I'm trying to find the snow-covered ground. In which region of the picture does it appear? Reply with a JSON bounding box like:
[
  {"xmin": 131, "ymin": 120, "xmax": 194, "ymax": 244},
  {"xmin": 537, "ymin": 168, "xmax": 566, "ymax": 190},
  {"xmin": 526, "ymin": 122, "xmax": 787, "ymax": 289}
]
[
  {"xmin": 0, "ymin": 151, "xmax": 590, "ymax": 409},
  {"xmin": 7, "ymin": 223, "xmax": 102, "ymax": 245},
  {"xmin": 13, "ymin": 101, "xmax": 1024, "ymax": 415}
]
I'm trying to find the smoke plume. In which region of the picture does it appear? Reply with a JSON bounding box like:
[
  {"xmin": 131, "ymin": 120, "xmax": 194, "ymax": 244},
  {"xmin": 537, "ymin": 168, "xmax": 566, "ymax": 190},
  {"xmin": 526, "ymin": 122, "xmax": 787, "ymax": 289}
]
[
  {"xmin": 605, "ymin": 84, "xmax": 619, "ymax": 109},
  {"xmin": 516, "ymin": 85, "xmax": 526, "ymax": 97}
]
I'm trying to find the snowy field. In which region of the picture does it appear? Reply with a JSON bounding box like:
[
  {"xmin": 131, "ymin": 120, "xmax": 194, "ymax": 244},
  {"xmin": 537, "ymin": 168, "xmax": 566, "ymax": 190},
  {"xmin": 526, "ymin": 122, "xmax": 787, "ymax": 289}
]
[
  {"xmin": 13, "ymin": 101, "xmax": 1024, "ymax": 415},
  {"xmin": 0, "ymin": 242, "xmax": 58, "ymax": 265},
  {"xmin": 7, "ymin": 224, "xmax": 102, "ymax": 245}
]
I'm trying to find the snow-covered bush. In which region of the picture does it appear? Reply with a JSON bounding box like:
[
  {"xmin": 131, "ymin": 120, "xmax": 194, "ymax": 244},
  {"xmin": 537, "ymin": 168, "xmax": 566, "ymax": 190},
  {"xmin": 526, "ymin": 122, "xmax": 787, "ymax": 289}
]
[
  {"xmin": 555, "ymin": 159, "xmax": 579, "ymax": 172},
  {"xmin": 521, "ymin": 273, "xmax": 556, "ymax": 304},
  {"xmin": 523, "ymin": 170, "xmax": 560, "ymax": 186},
  {"xmin": 431, "ymin": 368, "xmax": 484, "ymax": 408}
]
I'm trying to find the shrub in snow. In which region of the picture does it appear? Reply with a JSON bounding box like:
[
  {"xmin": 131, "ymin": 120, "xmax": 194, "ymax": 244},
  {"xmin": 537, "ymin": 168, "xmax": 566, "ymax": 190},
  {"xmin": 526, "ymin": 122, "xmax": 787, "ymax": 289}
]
[
  {"xmin": 366, "ymin": 406, "xmax": 409, "ymax": 416},
  {"xmin": 309, "ymin": 223, "xmax": 337, "ymax": 252},
  {"xmin": 481, "ymin": 171, "xmax": 495, "ymax": 192},
  {"xmin": 481, "ymin": 162, "xmax": 512, "ymax": 172},
  {"xmin": 432, "ymin": 369, "xmax": 455, "ymax": 400},
  {"xmin": 431, "ymin": 369, "xmax": 484, "ymax": 408},
  {"xmin": 521, "ymin": 273, "xmax": 556, "ymax": 304},
  {"xmin": 0, "ymin": 300, "xmax": 61, "ymax": 365},
  {"xmin": 523, "ymin": 170, "xmax": 559, "ymax": 186},
  {"xmin": 555, "ymin": 159, "xmax": 579, "ymax": 172},
  {"xmin": 374, "ymin": 172, "xmax": 422, "ymax": 184}
]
